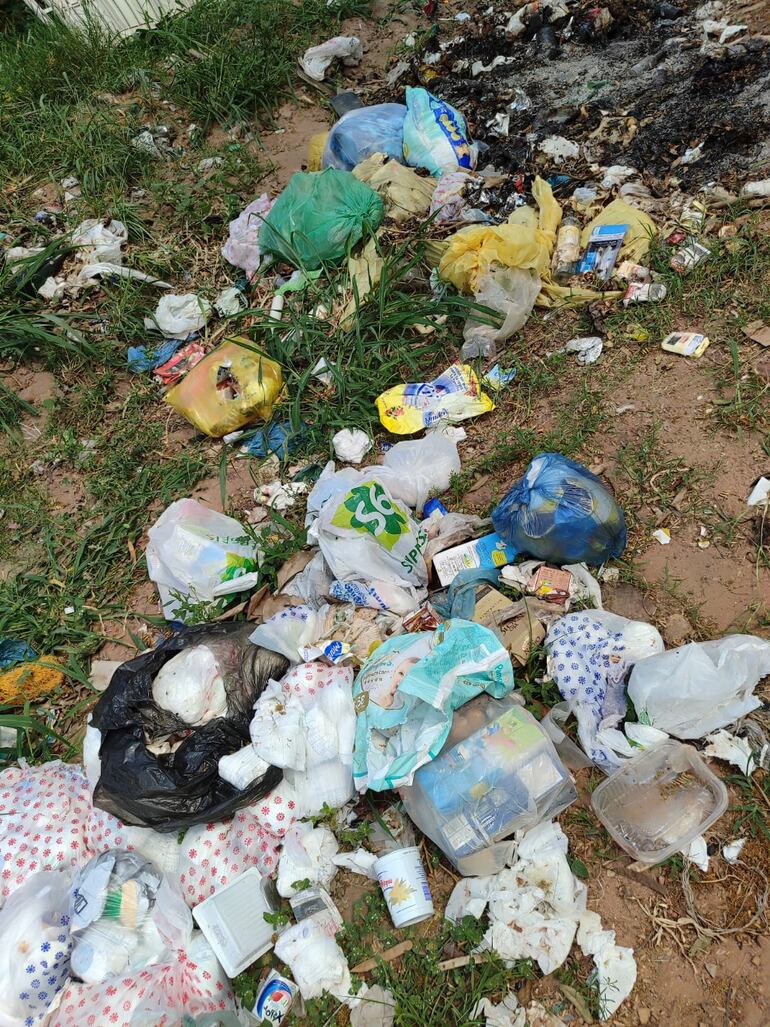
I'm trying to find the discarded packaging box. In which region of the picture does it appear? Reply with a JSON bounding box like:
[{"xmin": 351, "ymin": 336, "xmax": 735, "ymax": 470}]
[
  {"xmin": 742, "ymin": 320, "xmax": 770, "ymax": 348},
  {"xmin": 192, "ymin": 866, "xmax": 284, "ymax": 977},
  {"xmin": 432, "ymin": 532, "xmax": 516, "ymax": 587},
  {"xmin": 400, "ymin": 694, "xmax": 576, "ymax": 875},
  {"xmin": 289, "ymin": 886, "xmax": 343, "ymax": 938},
  {"xmin": 472, "ymin": 584, "xmax": 545, "ymax": 664},
  {"xmin": 577, "ymin": 223, "xmax": 628, "ymax": 282},
  {"xmin": 526, "ymin": 565, "xmax": 572, "ymax": 603},
  {"xmin": 670, "ymin": 241, "xmax": 710, "ymax": 273},
  {"xmin": 661, "ymin": 331, "xmax": 710, "ymax": 358}
]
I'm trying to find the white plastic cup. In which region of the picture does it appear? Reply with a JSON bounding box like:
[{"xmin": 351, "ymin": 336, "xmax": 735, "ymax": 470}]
[{"xmin": 374, "ymin": 846, "xmax": 434, "ymax": 928}]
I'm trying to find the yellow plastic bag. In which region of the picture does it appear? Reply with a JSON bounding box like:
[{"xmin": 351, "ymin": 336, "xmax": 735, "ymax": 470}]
[
  {"xmin": 376, "ymin": 363, "xmax": 494, "ymax": 435},
  {"xmin": 580, "ymin": 197, "xmax": 657, "ymax": 262},
  {"xmin": 165, "ymin": 337, "xmax": 283, "ymax": 437},
  {"xmin": 307, "ymin": 132, "xmax": 328, "ymax": 172},
  {"xmin": 352, "ymin": 153, "xmax": 436, "ymax": 224}
]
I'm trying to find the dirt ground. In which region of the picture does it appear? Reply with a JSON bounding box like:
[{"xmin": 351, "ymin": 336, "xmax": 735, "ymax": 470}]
[{"xmin": 3, "ymin": 0, "xmax": 770, "ymax": 1023}]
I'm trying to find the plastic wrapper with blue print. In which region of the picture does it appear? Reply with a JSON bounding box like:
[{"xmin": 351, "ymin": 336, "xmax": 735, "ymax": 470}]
[
  {"xmin": 400, "ymin": 694, "xmax": 575, "ymax": 875},
  {"xmin": 322, "ymin": 103, "xmax": 407, "ymax": 171},
  {"xmin": 352, "ymin": 619, "xmax": 514, "ymax": 792},
  {"xmin": 492, "ymin": 453, "xmax": 627, "ymax": 565}
]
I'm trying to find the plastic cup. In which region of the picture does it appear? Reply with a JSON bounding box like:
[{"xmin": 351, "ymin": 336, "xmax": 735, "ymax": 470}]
[{"xmin": 374, "ymin": 846, "xmax": 434, "ymax": 928}]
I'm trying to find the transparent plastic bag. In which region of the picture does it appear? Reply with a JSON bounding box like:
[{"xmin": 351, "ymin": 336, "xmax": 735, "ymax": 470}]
[
  {"xmin": 164, "ymin": 337, "xmax": 283, "ymax": 438},
  {"xmin": 492, "ymin": 452, "xmax": 627, "ymax": 565},
  {"xmin": 400, "ymin": 694, "xmax": 575, "ymax": 874},
  {"xmin": 322, "ymin": 103, "xmax": 406, "ymax": 171},
  {"xmin": 221, "ymin": 193, "xmax": 274, "ymax": 277},
  {"xmin": 69, "ymin": 851, "xmax": 166, "ymax": 984},
  {"xmin": 146, "ymin": 497, "xmax": 260, "ymax": 620},
  {"xmin": 380, "ymin": 430, "xmax": 461, "ymax": 514},
  {"xmin": 0, "ymin": 869, "xmax": 73, "ymax": 1027},
  {"xmin": 628, "ymin": 635, "xmax": 770, "ymax": 738},
  {"xmin": 461, "ymin": 266, "xmax": 541, "ymax": 360}
]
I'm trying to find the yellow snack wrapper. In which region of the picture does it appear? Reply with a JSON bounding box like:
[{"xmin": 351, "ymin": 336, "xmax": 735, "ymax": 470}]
[
  {"xmin": 376, "ymin": 363, "xmax": 494, "ymax": 435},
  {"xmin": 165, "ymin": 337, "xmax": 283, "ymax": 437}
]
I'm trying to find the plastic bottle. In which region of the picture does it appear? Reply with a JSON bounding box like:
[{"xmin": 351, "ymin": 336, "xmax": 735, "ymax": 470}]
[{"xmin": 553, "ymin": 216, "xmax": 581, "ymax": 282}]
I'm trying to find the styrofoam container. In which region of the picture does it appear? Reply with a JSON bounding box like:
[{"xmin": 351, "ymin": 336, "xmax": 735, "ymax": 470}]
[
  {"xmin": 192, "ymin": 866, "xmax": 283, "ymax": 977},
  {"xmin": 374, "ymin": 846, "xmax": 434, "ymax": 928},
  {"xmin": 591, "ymin": 739, "xmax": 728, "ymax": 863}
]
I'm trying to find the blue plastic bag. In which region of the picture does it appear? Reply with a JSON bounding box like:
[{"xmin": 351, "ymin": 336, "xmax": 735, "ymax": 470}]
[
  {"xmin": 322, "ymin": 103, "xmax": 407, "ymax": 171},
  {"xmin": 402, "ymin": 87, "xmax": 477, "ymax": 175},
  {"xmin": 492, "ymin": 453, "xmax": 627, "ymax": 565}
]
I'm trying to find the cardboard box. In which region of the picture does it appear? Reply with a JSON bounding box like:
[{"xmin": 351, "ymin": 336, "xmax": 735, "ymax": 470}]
[{"xmin": 432, "ymin": 533, "xmax": 516, "ymax": 587}]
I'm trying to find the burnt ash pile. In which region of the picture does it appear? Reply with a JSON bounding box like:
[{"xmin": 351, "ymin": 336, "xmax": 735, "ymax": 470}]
[{"xmin": 386, "ymin": 0, "xmax": 770, "ymax": 189}]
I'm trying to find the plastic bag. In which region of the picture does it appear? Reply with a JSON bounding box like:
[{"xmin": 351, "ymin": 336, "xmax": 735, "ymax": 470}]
[
  {"xmin": 400, "ymin": 694, "xmax": 575, "ymax": 874},
  {"xmin": 0, "ymin": 869, "xmax": 73, "ymax": 1027},
  {"xmin": 351, "ymin": 152, "xmax": 435, "ymax": 223},
  {"xmin": 260, "ymin": 170, "xmax": 384, "ymax": 269},
  {"xmin": 402, "ymin": 87, "xmax": 477, "ymax": 175},
  {"xmin": 546, "ymin": 611, "xmax": 664, "ymax": 773},
  {"xmin": 375, "ymin": 363, "xmax": 495, "ymax": 435},
  {"xmin": 221, "ymin": 193, "xmax": 274, "ymax": 277},
  {"xmin": 72, "ymin": 218, "xmax": 127, "ymax": 264},
  {"xmin": 462, "ymin": 266, "xmax": 541, "ymax": 357},
  {"xmin": 276, "ymin": 823, "xmax": 339, "ymax": 897},
  {"xmin": 380, "ymin": 430, "xmax": 461, "ymax": 514},
  {"xmin": 308, "ymin": 469, "xmax": 429, "ymax": 613},
  {"xmin": 144, "ymin": 292, "xmax": 211, "ymax": 339},
  {"xmin": 146, "ymin": 498, "xmax": 260, "ymax": 619},
  {"xmin": 274, "ymin": 920, "xmax": 353, "ymax": 1003},
  {"xmin": 352, "ymin": 618, "xmax": 514, "ymax": 791},
  {"xmin": 51, "ymin": 908, "xmax": 234, "ymax": 1027},
  {"xmin": 152, "ymin": 644, "xmax": 228, "ymax": 724},
  {"xmin": 300, "ymin": 35, "xmax": 362, "ymax": 81},
  {"xmin": 90, "ymin": 624, "xmax": 288, "ymax": 831},
  {"xmin": 322, "ymin": 104, "xmax": 406, "ymax": 171},
  {"xmin": 628, "ymin": 635, "xmax": 770, "ymax": 739},
  {"xmin": 69, "ymin": 851, "xmax": 167, "ymax": 984},
  {"xmin": 164, "ymin": 337, "xmax": 283, "ymax": 438},
  {"xmin": 492, "ymin": 453, "xmax": 627, "ymax": 565}
]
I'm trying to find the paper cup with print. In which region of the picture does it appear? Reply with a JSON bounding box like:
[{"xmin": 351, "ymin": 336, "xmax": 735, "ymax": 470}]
[{"xmin": 375, "ymin": 846, "xmax": 434, "ymax": 928}]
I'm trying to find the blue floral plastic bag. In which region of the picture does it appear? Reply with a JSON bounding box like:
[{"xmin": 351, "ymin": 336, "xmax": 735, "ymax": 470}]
[{"xmin": 492, "ymin": 452, "xmax": 627, "ymax": 565}]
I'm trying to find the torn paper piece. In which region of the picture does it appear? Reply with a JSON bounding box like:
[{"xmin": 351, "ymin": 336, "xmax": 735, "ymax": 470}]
[
  {"xmin": 577, "ymin": 910, "xmax": 637, "ymax": 1019},
  {"xmin": 472, "ymin": 992, "xmax": 525, "ymax": 1027},
  {"xmin": 683, "ymin": 835, "xmax": 709, "ymax": 872},
  {"xmin": 332, "ymin": 848, "xmax": 378, "ymax": 879},
  {"xmin": 652, "ymin": 528, "xmax": 671, "ymax": 545},
  {"xmin": 722, "ymin": 837, "xmax": 746, "ymax": 864},
  {"xmin": 747, "ymin": 477, "xmax": 770, "ymax": 507}
]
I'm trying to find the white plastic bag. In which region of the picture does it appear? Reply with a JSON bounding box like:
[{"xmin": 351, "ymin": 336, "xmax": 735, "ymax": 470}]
[
  {"xmin": 72, "ymin": 219, "xmax": 127, "ymax": 265},
  {"xmin": 380, "ymin": 430, "xmax": 461, "ymax": 514},
  {"xmin": 628, "ymin": 635, "xmax": 770, "ymax": 738},
  {"xmin": 151, "ymin": 644, "xmax": 228, "ymax": 725},
  {"xmin": 218, "ymin": 745, "xmax": 270, "ymax": 790},
  {"xmin": 332, "ymin": 428, "xmax": 372, "ymax": 464},
  {"xmin": 249, "ymin": 604, "xmax": 330, "ymax": 663},
  {"xmin": 274, "ymin": 919, "xmax": 353, "ymax": 1002},
  {"xmin": 0, "ymin": 869, "xmax": 73, "ymax": 1027},
  {"xmin": 308, "ymin": 469, "xmax": 429, "ymax": 613},
  {"xmin": 463, "ymin": 267, "xmax": 541, "ymax": 353},
  {"xmin": 221, "ymin": 193, "xmax": 274, "ymax": 278},
  {"xmin": 299, "ymin": 35, "xmax": 363, "ymax": 80},
  {"xmin": 276, "ymin": 823, "xmax": 339, "ymax": 898},
  {"xmin": 144, "ymin": 293, "xmax": 211, "ymax": 339},
  {"xmin": 146, "ymin": 498, "xmax": 260, "ymax": 619}
]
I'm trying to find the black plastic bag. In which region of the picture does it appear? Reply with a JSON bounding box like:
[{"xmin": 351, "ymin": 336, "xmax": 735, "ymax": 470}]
[{"xmin": 91, "ymin": 623, "xmax": 288, "ymax": 832}]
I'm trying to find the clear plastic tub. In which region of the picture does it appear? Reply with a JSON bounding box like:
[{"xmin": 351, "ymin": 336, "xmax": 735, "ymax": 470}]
[
  {"xmin": 591, "ymin": 739, "xmax": 728, "ymax": 863},
  {"xmin": 400, "ymin": 694, "xmax": 576, "ymax": 875}
]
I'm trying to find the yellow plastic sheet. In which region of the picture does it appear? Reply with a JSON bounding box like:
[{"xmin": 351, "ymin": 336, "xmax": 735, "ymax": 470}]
[
  {"xmin": 165, "ymin": 337, "xmax": 283, "ymax": 437},
  {"xmin": 352, "ymin": 153, "xmax": 436, "ymax": 224},
  {"xmin": 580, "ymin": 197, "xmax": 657, "ymax": 263},
  {"xmin": 376, "ymin": 363, "xmax": 494, "ymax": 435}
]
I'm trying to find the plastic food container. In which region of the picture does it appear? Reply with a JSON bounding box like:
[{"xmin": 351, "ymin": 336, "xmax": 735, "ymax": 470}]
[
  {"xmin": 400, "ymin": 694, "xmax": 576, "ymax": 876},
  {"xmin": 591, "ymin": 739, "xmax": 728, "ymax": 863}
]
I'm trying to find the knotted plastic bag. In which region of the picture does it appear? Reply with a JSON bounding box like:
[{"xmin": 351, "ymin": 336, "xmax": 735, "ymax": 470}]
[
  {"xmin": 492, "ymin": 453, "xmax": 627, "ymax": 565},
  {"xmin": 260, "ymin": 169, "xmax": 384, "ymax": 270},
  {"xmin": 402, "ymin": 87, "xmax": 477, "ymax": 175},
  {"xmin": 322, "ymin": 104, "xmax": 406, "ymax": 171}
]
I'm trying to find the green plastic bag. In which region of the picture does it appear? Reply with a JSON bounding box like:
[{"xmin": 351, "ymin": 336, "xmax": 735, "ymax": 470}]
[{"xmin": 260, "ymin": 169, "xmax": 384, "ymax": 270}]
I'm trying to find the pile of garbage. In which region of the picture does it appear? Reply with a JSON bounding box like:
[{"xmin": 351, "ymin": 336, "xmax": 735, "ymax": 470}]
[{"xmin": 3, "ymin": 9, "xmax": 770, "ymax": 1027}]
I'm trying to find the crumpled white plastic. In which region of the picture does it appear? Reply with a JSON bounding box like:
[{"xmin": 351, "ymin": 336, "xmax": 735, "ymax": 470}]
[
  {"xmin": 72, "ymin": 218, "xmax": 127, "ymax": 265},
  {"xmin": 299, "ymin": 35, "xmax": 363, "ymax": 80},
  {"xmin": 274, "ymin": 919, "xmax": 354, "ymax": 1002},
  {"xmin": 333, "ymin": 428, "xmax": 373, "ymax": 464},
  {"xmin": 144, "ymin": 293, "xmax": 211, "ymax": 339},
  {"xmin": 277, "ymin": 823, "xmax": 339, "ymax": 898},
  {"xmin": 332, "ymin": 848, "xmax": 378, "ymax": 879},
  {"xmin": 221, "ymin": 193, "xmax": 274, "ymax": 278},
  {"xmin": 559, "ymin": 336, "xmax": 603, "ymax": 365},
  {"xmin": 683, "ymin": 834, "xmax": 709, "ymax": 872},
  {"xmin": 723, "ymin": 837, "xmax": 746, "ymax": 864},
  {"xmin": 445, "ymin": 821, "xmax": 636, "ymax": 1019},
  {"xmin": 628, "ymin": 635, "xmax": 770, "ymax": 739},
  {"xmin": 249, "ymin": 605, "xmax": 330, "ymax": 664},
  {"xmin": 218, "ymin": 745, "xmax": 269, "ymax": 790},
  {"xmin": 704, "ymin": 728, "xmax": 758, "ymax": 775},
  {"xmin": 152, "ymin": 644, "xmax": 228, "ymax": 725},
  {"xmin": 472, "ymin": 992, "xmax": 525, "ymax": 1027}
]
